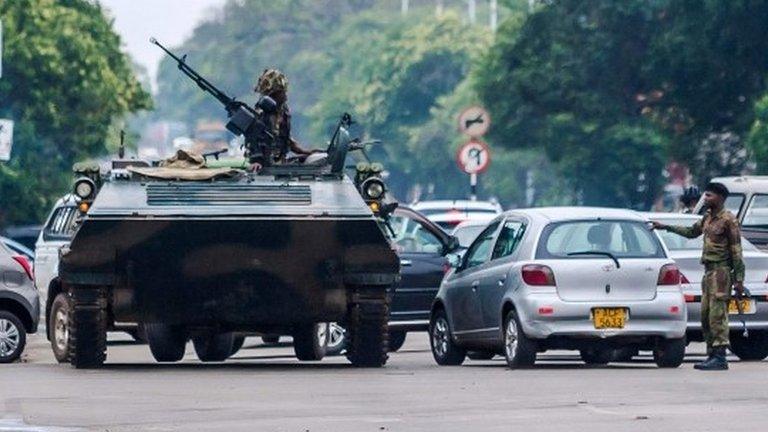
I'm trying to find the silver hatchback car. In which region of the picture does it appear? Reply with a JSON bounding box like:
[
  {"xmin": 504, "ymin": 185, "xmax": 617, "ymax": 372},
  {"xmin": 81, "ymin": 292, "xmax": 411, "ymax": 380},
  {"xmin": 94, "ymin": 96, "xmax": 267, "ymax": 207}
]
[
  {"xmin": 430, "ymin": 207, "xmax": 687, "ymax": 369},
  {"xmin": 0, "ymin": 239, "xmax": 39, "ymax": 363}
]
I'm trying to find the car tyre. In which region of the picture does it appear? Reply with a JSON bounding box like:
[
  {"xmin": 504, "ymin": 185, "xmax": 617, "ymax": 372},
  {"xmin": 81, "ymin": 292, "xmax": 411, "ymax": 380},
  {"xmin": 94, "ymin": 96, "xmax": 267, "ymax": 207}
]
[
  {"xmin": 653, "ymin": 337, "xmax": 686, "ymax": 368},
  {"xmin": 730, "ymin": 330, "xmax": 768, "ymax": 361},
  {"xmin": 293, "ymin": 323, "xmax": 328, "ymax": 361},
  {"xmin": 193, "ymin": 333, "xmax": 235, "ymax": 362},
  {"xmin": 503, "ymin": 310, "xmax": 536, "ymax": 368},
  {"xmin": 0, "ymin": 311, "xmax": 26, "ymax": 364},
  {"xmin": 230, "ymin": 335, "xmax": 246, "ymax": 357},
  {"xmin": 145, "ymin": 323, "xmax": 188, "ymax": 362},
  {"xmin": 49, "ymin": 293, "xmax": 72, "ymax": 363},
  {"xmin": 388, "ymin": 330, "xmax": 407, "ymax": 352},
  {"xmin": 580, "ymin": 348, "xmax": 612, "ymax": 365},
  {"xmin": 429, "ymin": 309, "xmax": 465, "ymax": 366}
]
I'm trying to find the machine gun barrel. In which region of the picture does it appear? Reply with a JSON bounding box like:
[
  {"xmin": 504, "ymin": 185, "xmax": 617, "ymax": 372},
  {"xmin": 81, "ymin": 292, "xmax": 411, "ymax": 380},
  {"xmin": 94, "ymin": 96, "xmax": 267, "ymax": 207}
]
[{"xmin": 150, "ymin": 37, "xmax": 250, "ymax": 115}]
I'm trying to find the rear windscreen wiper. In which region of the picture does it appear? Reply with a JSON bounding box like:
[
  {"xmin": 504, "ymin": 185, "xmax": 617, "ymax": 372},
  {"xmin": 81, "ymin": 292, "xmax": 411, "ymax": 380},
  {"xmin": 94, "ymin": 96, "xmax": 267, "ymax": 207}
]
[{"xmin": 567, "ymin": 251, "xmax": 621, "ymax": 268}]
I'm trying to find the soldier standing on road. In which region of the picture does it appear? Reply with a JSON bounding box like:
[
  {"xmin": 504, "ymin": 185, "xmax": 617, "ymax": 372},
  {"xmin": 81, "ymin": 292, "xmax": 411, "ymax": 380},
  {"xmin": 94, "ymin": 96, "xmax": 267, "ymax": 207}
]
[
  {"xmin": 651, "ymin": 182, "xmax": 745, "ymax": 370},
  {"xmin": 679, "ymin": 185, "xmax": 702, "ymax": 214},
  {"xmin": 249, "ymin": 69, "xmax": 318, "ymax": 171}
]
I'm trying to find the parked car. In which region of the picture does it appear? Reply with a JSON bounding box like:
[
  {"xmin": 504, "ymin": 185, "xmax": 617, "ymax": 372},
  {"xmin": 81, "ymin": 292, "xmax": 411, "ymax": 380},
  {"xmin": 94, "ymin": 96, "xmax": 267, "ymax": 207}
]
[
  {"xmin": 0, "ymin": 239, "xmax": 39, "ymax": 363},
  {"xmin": 694, "ymin": 177, "xmax": 768, "ymax": 250},
  {"xmin": 430, "ymin": 207, "xmax": 687, "ymax": 369},
  {"xmin": 451, "ymin": 219, "xmax": 492, "ymax": 249},
  {"xmin": 1, "ymin": 225, "xmax": 42, "ymax": 252},
  {"xmin": 412, "ymin": 200, "xmax": 501, "ymax": 230},
  {"xmin": 325, "ymin": 206, "xmax": 458, "ymax": 355},
  {"xmin": 647, "ymin": 212, "xmax": 768, "ymax": 360},
  {"xmin": 1, "ymin": 237, "xmax": 34, "ymax": 263}
]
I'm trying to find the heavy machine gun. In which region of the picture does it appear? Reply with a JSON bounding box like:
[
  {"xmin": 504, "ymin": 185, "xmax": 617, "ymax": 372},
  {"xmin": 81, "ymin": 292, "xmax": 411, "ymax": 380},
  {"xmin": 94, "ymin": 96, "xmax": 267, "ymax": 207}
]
[{"xmin": 150, "ymin": 37, "xmax": 278, "ymax": 165}]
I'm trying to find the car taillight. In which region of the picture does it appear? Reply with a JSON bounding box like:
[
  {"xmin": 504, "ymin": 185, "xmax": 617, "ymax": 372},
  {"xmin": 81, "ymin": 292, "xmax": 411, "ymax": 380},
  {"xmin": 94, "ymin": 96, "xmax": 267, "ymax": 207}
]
[
  {"xmin": 684, "ymin": 294, "xmax": 696, "ymax": 303},
  {"xmin": 522, "ymin": 264, "xmax": 556, "ymax": 286},
  {"xmin": 12, "ymin": 255, "xmax": 34, "ymax": 280},
  {"xmin": 658, "ymin": 264, "xmax": 681, "ymax": 286},
  {"xmin": 680, "ymin": 273, "xmax": 690, "ymax": 284}
]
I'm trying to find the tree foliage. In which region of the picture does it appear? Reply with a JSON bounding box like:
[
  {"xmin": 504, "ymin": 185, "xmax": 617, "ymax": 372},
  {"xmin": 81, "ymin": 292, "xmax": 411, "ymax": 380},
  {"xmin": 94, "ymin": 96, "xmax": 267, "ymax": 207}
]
[{"xmin": 0, "ymin": 0, "xmax": 151, "ymax": 225}]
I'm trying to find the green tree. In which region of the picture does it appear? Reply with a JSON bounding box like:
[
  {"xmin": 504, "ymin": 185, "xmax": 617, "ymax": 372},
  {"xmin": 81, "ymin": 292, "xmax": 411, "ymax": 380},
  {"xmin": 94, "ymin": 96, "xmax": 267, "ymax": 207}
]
[{"xmin": 0, "ymin": 0, "xmax": 151, "ymax": 225}]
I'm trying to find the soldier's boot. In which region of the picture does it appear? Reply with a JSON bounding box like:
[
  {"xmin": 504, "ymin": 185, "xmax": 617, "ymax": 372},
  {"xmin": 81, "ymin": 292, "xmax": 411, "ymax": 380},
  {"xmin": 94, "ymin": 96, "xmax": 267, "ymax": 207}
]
[{"xmin": 694, "ymin": 346, "xmax": 728, "ymax": 371}]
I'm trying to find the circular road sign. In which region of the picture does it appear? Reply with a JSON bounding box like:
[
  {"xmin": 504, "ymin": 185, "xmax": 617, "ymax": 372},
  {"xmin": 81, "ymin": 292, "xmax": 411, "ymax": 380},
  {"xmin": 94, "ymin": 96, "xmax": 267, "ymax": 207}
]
[
  {"xmin": 456, "ymin": 140, "xmax": 491, "ymax": 174},
  {"xmin": 458, "ymin": 106, "xmax": 491, "ymax": 137}
]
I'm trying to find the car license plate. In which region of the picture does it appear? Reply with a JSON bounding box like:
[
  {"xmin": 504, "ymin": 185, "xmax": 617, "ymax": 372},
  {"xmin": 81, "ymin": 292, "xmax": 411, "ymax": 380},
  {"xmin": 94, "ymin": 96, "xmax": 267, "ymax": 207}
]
[
  {"xmin": 592, "ymin": 308, "xmax": 627, "ymax": 329},
  {"xmin": 728, "ymin": 299, "xmax": 756, "ymax": 315}
]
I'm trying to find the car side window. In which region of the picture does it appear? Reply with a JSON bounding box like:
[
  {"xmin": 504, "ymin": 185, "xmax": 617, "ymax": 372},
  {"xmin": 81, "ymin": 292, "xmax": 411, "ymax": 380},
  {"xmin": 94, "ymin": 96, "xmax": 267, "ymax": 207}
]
[
  {"xmin": 462, "ymin": 221, "xmax": 501, "ymax": 270},
  {"xmin": 388, "ymin": 213, "xmax": 443, "ymax": 254},
  {"xmin": 44, "ymin": 206, "xmax": 78, "ymax": 241},
  {"xmin": 492, "ymin": 220, "xmax": 526, "ymax": 260}
]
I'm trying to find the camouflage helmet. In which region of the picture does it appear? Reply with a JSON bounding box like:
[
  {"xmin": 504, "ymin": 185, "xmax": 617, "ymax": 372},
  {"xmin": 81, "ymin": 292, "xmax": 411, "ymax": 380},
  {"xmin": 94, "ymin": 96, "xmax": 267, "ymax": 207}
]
[{"xmin": 255, "ymin": 69, "xmax": 288, "ymax": 95}]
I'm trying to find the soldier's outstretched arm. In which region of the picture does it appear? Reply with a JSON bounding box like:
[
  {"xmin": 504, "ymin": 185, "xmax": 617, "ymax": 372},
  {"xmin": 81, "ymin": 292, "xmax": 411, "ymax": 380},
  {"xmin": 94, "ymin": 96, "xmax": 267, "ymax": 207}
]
[
  {"xmin": 659, "ymin": 219, "xmax": 703, "ymax": 239},
  {"xmin": 728, "ymin": 218, "xmax": 746, "ymax": 285}
]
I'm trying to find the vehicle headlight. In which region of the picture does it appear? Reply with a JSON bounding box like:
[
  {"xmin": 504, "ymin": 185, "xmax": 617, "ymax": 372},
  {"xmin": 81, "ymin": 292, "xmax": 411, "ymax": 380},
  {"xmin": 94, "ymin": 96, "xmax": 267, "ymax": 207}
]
[
  {"xmin": 74, "ymin": 178, "xmax": 95, "ymax": 200},
  {"xmin": 362, "ymin": 178, "xmax": 386, "ymax": 200}
]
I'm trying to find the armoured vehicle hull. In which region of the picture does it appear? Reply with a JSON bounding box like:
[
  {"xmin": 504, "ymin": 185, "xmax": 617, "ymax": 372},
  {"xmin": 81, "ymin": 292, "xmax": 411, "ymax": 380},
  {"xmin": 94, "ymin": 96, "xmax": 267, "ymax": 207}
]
[{"xmin": 58, "ymin": 173, "xmax": 399, "ymax": 368}]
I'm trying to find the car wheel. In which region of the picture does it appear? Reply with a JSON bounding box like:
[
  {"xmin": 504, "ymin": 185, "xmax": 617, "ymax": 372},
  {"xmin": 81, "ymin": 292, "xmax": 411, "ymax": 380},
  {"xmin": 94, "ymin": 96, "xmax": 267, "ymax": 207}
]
[
  {"xmin": 730, "ymin": 330, "xmax": 768, "ymax": 361},
  {"xmin": 503, "ymin": 310, "xmax": 536, "ymax": 368},
  {"xmin": 0, "ymin": 311, "xmax": 26, "ymax": 364},
  {"xmin": 653, "ymin": 338, "xmax": 686, "ymax": 368},
  {"xmin": 388, "ymin": 330, "xmax": 407, "ymax": 352},
  {"xmin": 580, "ymin": 348, "xmax": 612, "ymax": 365},
  {"xmin": 429, "ymin": 309, "xmax": 465, "ymax": 366},
  {"xmin": 126, "ymin": 324, "xmax": 147, "ymax": 344},
  {"xmin": 145, "ymin": 323, "xmax": 188, "ymax": 362},
  {"xmin": 293, "ymin": 323, "xmax": 328, "ymax": 361},
  {"xmin": 230, "ymin": 335, "xmax": 246, "ymax": 357},
  {"xmin": 325, "ymin": 323, "xmax": 347, "ymax": 356},
  {"xmin": 50, "ymin": 293, "xmax": 72, "ymax": 363},
  {"xmin": 261, "ymin": 335, "xmax": 280, "ymax": 345},
  {"xmin": 468, "ymin": 351, "xmax": 496, "ymax": 360},
  {"xmin": 193, "ymin": 333, "xmax": 235, "ymax": 362}
]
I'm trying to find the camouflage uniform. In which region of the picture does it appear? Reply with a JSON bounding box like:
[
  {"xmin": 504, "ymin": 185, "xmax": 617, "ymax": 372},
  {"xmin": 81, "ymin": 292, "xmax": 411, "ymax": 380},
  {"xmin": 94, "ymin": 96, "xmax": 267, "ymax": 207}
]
[
  {"xmin": 255, "ymin": 69, "xmax": 292, "ymax": 163},
  {"xmin": 664, "ymin": 208, "xmax": 745, "ymax": 349}
]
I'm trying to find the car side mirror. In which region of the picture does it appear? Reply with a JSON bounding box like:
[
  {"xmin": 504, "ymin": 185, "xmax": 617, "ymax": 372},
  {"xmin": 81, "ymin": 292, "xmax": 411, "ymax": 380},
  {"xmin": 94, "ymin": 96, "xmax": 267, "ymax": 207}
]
[
  {"xmin": 442, "ymin": 235, "xmax": 461, "ymax": 256},
  {"xmin": 447, "ymin": 252, "xmax": 463, "ymax": 269}
]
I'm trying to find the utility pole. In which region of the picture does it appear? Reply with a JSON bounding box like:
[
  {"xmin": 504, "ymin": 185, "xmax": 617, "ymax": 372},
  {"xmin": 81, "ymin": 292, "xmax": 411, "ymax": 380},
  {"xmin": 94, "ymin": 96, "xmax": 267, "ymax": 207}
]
[
  {"xmin": 489, "ymin": 0, "xmax": 498, "ymax": 32},
  {"xmin": 468, "ymin": 0, "xmax": 477, "ymax": 24},
  {"xmin": 401, "ymin": 0, "xmax": 409, "ymax": 16},
  {"xmin": 436, "ymin": 0, "xmax": 444, "ymax": 17}
]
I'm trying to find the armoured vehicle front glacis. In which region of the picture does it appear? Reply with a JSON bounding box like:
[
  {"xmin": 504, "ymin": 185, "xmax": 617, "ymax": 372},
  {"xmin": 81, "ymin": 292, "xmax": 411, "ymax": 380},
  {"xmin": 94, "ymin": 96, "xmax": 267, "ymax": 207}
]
[{"xmin": 55, "ymin": 41, "xmax": 399, "ymax": 369}]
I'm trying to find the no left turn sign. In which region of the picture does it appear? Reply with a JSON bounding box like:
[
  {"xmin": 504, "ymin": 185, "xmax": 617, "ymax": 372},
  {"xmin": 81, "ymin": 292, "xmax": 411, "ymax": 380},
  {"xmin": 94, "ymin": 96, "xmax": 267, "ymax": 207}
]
[{"xmin": 456, "ymin": 140, "xmax": 491, "ymax": 174}]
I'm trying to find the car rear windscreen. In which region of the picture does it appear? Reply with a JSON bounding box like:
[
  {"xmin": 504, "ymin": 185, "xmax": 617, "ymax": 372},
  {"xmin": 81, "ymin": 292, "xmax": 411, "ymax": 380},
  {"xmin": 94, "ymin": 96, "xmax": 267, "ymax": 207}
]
[
  {"xmin": 657, "ymin": 218, "xmax": 758, "ymax": 251},
  {"xmin": 536, "ymin": 220, "xmax": 665, "ymax": 259}
]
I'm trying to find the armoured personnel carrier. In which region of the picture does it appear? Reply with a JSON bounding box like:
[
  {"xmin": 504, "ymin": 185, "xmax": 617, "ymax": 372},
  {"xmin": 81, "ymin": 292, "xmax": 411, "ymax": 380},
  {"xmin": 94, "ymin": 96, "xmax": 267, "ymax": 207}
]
[{"xmin": 54, "ymin": 40, "xmax": 399, "ymax": 368}]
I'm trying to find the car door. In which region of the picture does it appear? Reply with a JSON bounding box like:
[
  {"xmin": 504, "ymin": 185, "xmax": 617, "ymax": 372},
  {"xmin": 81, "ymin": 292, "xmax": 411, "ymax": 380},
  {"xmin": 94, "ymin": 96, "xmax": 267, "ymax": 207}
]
[
  {"xmin": 444, "ymin": 220, "xmax": 501, "ymax": 339},
  {"xmin": 478, "ymin": 217, "xmax": 528, "ymax": 333},
  {"xmin": 390, "ymin": 207, "xmax": 455, "ymax": 323}
]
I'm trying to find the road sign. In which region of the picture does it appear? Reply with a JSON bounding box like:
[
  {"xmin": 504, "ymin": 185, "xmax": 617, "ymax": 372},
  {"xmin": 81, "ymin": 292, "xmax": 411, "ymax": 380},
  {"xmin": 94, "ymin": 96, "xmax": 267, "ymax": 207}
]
[
  {"xmin": 456, "ymin": 140, "xmax": 491, "ymax": 174},
  {"xmin": 458, "ymin": 106, "xmax": 491, "ymax": 138},
  {"xmin": 0, "ymin": 119, "xmax": 14, "ymax": 161}
]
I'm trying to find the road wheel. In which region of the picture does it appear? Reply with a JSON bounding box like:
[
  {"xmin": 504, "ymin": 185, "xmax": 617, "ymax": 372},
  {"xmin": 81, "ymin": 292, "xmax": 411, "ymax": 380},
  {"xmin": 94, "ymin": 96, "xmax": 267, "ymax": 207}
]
[
  {"xmin": 468, "ymin": 351, "xmax": 496, "ymax": 360},
  {"xmin": 261, "ymin": 335, "xmax": 280, "ymax": 345},
  {"xmin": 0, "ymin": 311, "xmax": 26, "ymax": 364},
  {"xmin": 325, "ymin": 323, "xmax": 347, "ymax": 356},
  {"xmin": 503, "ymin": 310, "xmax": 536, "ymax": 368},
  {"xmin": 580, "ymin": 348, "xmax": 612, "ymax": 366},
  {"xmin": 193, "ymin": 333, "xmax": 235, "ymax": 362},
  {"xmin": 49, "ymin": 293, "xmax": 72, "ymax": 363},
  {"xmin": 145, "ymin": 323, "xmax": 188, "ymax": 362},
  {"xmin": 429, "ymin": 309, "xmax": 465, "ymax": 366},
  {"xmin": 730, "ymin": 330, "xmax": 768, "ymax": 361},
  {"xmin": 230, "ymin": 335, "xmax": 246, "ymax": 357},
  {"xmin": 388, "ymin": 330, "xmax": 407, "ymax": 352},
  {"xmin": 294, "ymin": 323, "xmax": 328, "ymax": 361},
  {"xmin": 653, "ymin": 338, "xmax": 686, "ymax": 368},
  {"xmin": 69, "ymin": 288, "xmax": 107, "ymax": 369},
  {"xmin": 345, "ymin": 286, "xmax": 389, "ymax": 367}
]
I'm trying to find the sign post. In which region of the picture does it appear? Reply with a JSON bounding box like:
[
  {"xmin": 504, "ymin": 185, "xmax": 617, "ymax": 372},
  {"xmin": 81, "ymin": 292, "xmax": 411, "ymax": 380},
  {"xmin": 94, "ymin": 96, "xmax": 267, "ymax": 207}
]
[
  {"xmin": 457, "ymin": 106, "xmax": 491, "ymax": 200},
  {"xmin": 0, "ymin": 120, "xmax": 14, "ymax": 161}
]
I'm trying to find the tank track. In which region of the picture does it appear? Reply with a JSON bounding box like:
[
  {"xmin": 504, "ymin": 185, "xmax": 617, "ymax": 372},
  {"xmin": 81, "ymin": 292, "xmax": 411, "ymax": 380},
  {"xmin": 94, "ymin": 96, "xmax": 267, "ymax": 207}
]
[
  {"xmin": 345, "ymin": 286, "xmax": 390, "ymax": 367},
  {"xmin": 68, "ymin": 287, "xmax": 107, "ymax": 369}
]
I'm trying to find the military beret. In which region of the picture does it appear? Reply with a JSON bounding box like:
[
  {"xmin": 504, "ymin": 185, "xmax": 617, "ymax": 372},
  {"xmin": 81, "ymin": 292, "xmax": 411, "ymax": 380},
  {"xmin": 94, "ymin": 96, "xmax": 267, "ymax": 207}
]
[{"xmin": 704, "ymin": 182, "xmax": 729, "ymax": 198}]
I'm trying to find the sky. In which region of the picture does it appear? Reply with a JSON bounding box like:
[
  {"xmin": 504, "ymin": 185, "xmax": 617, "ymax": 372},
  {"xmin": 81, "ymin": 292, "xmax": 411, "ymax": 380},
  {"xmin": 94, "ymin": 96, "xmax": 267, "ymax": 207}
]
[{"xmin": 99, "ymin": 0, "xmax": 227, "ymax": 91}]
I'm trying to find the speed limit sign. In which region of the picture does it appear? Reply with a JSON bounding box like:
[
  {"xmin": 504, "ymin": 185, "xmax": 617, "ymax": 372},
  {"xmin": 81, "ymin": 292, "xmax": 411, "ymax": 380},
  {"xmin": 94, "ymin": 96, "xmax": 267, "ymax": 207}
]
[{"xmin": 456, "ymin": 140, "xmax": 491, "ymax": 174}]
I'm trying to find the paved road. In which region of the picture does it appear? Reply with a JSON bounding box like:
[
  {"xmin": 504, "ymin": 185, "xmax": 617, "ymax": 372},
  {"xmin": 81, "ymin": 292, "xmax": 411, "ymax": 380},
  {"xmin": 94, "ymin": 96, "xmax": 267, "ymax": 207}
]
[{"xmin": 2, "ymin": 332, "xmax": 768, "ymax": 432}]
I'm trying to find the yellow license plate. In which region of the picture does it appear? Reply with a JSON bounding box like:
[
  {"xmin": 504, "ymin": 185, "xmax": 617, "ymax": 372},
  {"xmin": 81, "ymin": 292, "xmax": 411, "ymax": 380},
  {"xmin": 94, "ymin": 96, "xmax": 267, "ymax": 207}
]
[
  {"xmin": 592, "ymin": 308, "xmax": 627, "ymax": 329},
  {"xmin": 728, "ymin": 299, "xmax": 756, "ymax": 315}
]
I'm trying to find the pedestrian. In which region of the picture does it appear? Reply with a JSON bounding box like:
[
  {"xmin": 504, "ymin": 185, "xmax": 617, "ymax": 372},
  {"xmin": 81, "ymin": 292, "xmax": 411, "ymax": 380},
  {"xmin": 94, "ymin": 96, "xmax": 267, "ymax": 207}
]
[
  {"xmin": 679, "ymin": 185, "xmax": 702, "ymax": 214},
  {"xmin": 651, "ymin": 182, "xmax": 745, "ymax": 370}
]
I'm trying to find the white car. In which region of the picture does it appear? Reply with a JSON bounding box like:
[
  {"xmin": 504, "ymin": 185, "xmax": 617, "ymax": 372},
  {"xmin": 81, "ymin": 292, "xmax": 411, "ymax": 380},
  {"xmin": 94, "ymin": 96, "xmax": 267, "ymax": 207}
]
[
  {"xmin": 412, "ymin": 200, "xmax": 501, "ymax": 230},
  {"xmin": 431, "ymin": 207, "xmax": 687, "ymax": 369},
  {"xmin": 648, "ymin": 212, "xmax": 768, "ymax": 361},
  {"xmin": 451, "ymin": 219, "xmax": 493, "ymax": 249},
  {"xmin": 34, "ymin": 195, "xmax": 79, "ymax": 312}
]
